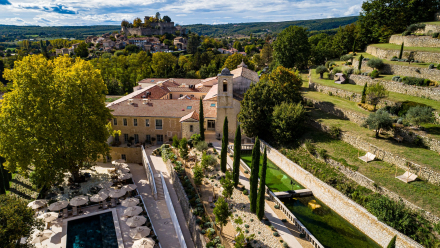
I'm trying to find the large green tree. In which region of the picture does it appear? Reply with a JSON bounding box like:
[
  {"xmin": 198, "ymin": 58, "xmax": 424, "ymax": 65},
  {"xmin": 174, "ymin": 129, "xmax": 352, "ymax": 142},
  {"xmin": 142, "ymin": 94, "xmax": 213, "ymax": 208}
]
[
  {"xmin": 74, "ymin": 42, "xmax": 89, "ymax": 58},
  {"xmin": 199, "ymin": 98, "xmax": 205, "ymax": 141},
  {"xmin": 273, "ymin": 26, "xmax": 310, "ymax": 69},
  {"xmin": 249, "ymin": 137, "xmax": 260, "ymax": 213},
  {"xmin": 363, "ymin": 109, "xmax": 394, "ymax": 138},
  {"xmin": 0, "ymin": 194, "xmax": 44, "ymax": 247},
  {"xmin": 223, "ymin": 53, "xmax": 255, "ymax": 71},
  {"xmin": 233, "ymin": 125, "xmax": 241, "ymax": 187},
  {"xmin": 0, "ymin": 55, "xmax": 113, "ymax": 186},
  {"xmin": 256, "ymin": 147, "xmax": 267, "ymax": 220},
  {"xmin": 151, "ymin": 52, "xmax": 177, "ymax": 77},
  {"xmin": 213, "ymin": 196, "xmax": 231, "ymax": 234},
  {"xmin": 187, "ymin": 34, "xmax": 200, "ymax": 54},
  {"xmin": 221, "ymin": 117, "xmax": 228, "ymax": 173},
  {"xmin": 271, "ymin": 102, "xmax": 306, "ymax": 145}
]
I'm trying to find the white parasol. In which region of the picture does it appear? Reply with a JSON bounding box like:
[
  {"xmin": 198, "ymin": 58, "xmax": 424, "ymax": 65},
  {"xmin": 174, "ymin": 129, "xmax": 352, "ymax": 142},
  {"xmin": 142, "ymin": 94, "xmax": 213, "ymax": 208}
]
[
  {"xmin": 126, "ymin": 215, "xmax": 147, "ymax": 227},
  {"xmin": 69, "ymin": 196, "xmax": 89, "ymax": 206},
  {"xmin": 90, "ymin": 193, "xmax": 108, "ymax": 202},
  {"xmin": 27, "ymin": 200, "xmax": 47, "ymax": 210},
  {"xmin": 99, "ymin": 188, "xmax": 110, "ymax": 195},
  {"xmin": 118, "ymin": 173, "xmax": 132, "ymax": 180},
  {"xmin": 109, "ymin": 188, "xmax": 126, "ymax": 198},
  {"xmin": 38, "ymin": 212, "xmax": 58, "ymax": 223},
  {"xmin": 122, "ymin": 184, "xmax": 137, "ymax": 191},
  {"xmin": 124, "ymin": 206, "xmax": 143, "ymax": 217},
  {"xmin": 31, "ymin": 230, "xmax": 53, "ymax": 244},
  {"xmin": 48, "ymin": 201, "xmax": 69, "ymax": 211},
  {"xmin": 129, "ymin": 226, "xmax": 151, "ymax": 239},
  {"xmin": 97, "ymin": 181, "xmax": 113, "ymax": 189},
  {"xmin": 119, "ymin": 167, "xmax": 130, "ymax": 173},
  {"xmin": 132, "ymin": 238, "xmax": 155, "ymax": 248},
  {"xmin": 121, "ymin": 198, "xmax": 140, "ymax": 207}
]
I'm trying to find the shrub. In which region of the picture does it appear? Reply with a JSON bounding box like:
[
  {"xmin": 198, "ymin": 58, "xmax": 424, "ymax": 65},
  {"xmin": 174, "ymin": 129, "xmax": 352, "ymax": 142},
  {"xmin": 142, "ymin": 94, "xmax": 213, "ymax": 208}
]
[
  {"xmin": 402, "ymin": 30, "xmax": 411, "ymax": 36},
  {"xmin": 406, "ymin": 105, "xmax": 433, "ymax": 127},
  {"xmin": 191, "ymin": 133, "xmax": 201, "ymax": 144},
  {"xmin": 325, "ymin": 61, "xmax": 336, "ymax": 68},
  {"xmin": 402, "ymin": 76, "xmax": 430, "ymax": 86},
  {"xmin": 271, "ymin": 102, "xmax": 306, "ymax": 144},
  {"xmin": 245, "ymin": 230, "xmax": 249, "ymax": 233},
  {"xmin": 234, "ymin": 216, "xmax": 243, "ymax": 225},
  {"xmin": 369, "ymin": 69, "xmax": 379, "ymax": 78},
  {"xmin": 363, "ymin": 109, "xmax": 394, "ymax": 138},
  {"xmin": 243, "ymin": 190, "xmax": 248, "ymax": 195},
  {"xmin": 271, "ymin": 226, "xmax": 275, "ymax": 231},
  {"xmin": 354, "ymin": 69, "xmax": 361, "ymax": 75},
  {"xmin": 273, "ymin": 232, "xmax": 279, "ymax": 237},
  {"xmin": 413, "ymin": 136, "xmax": 426, "ymax": 147},
  {"xmin": 433, "ymin": 32, "xmax": 440, "ymax": 38},
  {"xmin": 343, "ymin": 68, "xmax": 354, "ymax": 75},
  {"xmin": 206, "ymin": 228, "xmax": 215, "ymax": 239},
  {"xmin": 332, "ymin": 67, "xmax": 342, "ymax": 74},
  {"xmin": 406, "ymin": 23, "xmax": 425, "ymax": 33},
  {"xmin": 304, "ymin": 139, "xmax": 315, "ymax": 154},
  {"xmin": 329, "ymin": 125, "xmax": 342, "ymax": 138},
  {"xmin": 245, "ymin": 224, "xmax": 249, "ymax": 228},
  {"xmin": 367, "ymin": 58, "xmax": 384, "ymax": 70},
  {"xmin": 317, "ymin": 148, "xmax": 328, "ymax": 159},
  {"xmin": 391, "ymin": 76, "xmax": 401, "ymax": 81},
  {"xmin": 346, "ymin": 62, "xmax": 352, "ymax": 65},
  {"xmin": 283, "ymin": 243, "xmax": 289, "ymax": 248},
  {"xmin": 195, "ymin": 141, "xmax": 208, "ymax": 151},
  {"xmin": 201, "ymin": 152, "xmax": 217, "ymax": 169},
  {"xmin": 362, "ymin": 57, "xmax": 370, "ymax": 61},
  {"xmin": 390, "ymin": 57, "xmax": 399, "ymax": 61},
  {"xmin": 429, "ymin": 64, "xmax": 435, "ymax": 69}
]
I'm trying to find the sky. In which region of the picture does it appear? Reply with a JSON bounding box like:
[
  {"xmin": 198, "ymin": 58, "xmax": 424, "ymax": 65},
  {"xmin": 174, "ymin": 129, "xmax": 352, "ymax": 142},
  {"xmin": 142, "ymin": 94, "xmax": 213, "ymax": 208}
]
[{"xmin": 0, "ymin": 0, "xmax": 364, "ymax": 26}]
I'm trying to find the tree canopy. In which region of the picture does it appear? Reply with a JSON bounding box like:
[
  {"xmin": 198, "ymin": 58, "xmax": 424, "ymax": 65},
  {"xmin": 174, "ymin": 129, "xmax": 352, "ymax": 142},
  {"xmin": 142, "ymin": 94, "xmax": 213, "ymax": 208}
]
[
  {"xmin": 271, "ymin": 102, "xmax": 306, "ymax": 144},
  {"xmin": 0, "ymin": 55, "xmax": 113, "ymax": 185},
  {"xmin": 363, "ymin": 109, "xmax": 394, "ymax": 138},
  {"xmin": 223, "ymin": 53, "xmax": 255, "ymax": 71},
  {"xmin": 273, "ymin": 26, "xmax": 310, "ymax": 69}
]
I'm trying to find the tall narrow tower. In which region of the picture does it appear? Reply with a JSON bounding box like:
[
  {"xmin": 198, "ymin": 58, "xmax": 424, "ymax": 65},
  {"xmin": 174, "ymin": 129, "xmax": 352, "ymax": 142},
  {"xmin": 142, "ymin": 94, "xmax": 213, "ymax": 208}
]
[{"xmin": 216, "ymin": 68, "xmax": 235, "ymax": 139}]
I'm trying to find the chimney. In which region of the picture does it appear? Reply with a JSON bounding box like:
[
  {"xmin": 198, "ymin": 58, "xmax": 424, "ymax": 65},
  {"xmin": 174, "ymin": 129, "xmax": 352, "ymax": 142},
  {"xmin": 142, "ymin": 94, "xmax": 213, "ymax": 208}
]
[{"xmin": 128, "ymin": 99, "xmax": 133, "ymax": 105}]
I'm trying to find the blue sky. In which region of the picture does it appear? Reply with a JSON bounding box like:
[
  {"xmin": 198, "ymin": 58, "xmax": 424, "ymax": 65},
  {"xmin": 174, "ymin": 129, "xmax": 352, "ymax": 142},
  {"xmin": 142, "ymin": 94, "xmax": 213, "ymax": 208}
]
[{"xmin": 0, "ymin": 0, "xmax": 363, "ymax": 26}]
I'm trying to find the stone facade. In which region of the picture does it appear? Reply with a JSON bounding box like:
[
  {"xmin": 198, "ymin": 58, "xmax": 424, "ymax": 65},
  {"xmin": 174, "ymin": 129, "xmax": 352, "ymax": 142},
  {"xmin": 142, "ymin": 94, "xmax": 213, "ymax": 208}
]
[
  {"xmin": 349, "ymin": 74, "xmax": 440, "ymax": 100},
  {"xmin": 389, "ymin": 34, "xmax": 440, "ymax": 47},
  {"xmin": 121, "ymin": 22, "xmax": 184, "ymax": 36},
  {"xmin": 165, "ymin": 160, "xmax": 207, "ymax": 248},
  {"xmin": 109, "ymin": 146, "xmax": 142, "ymax": 163},
  {"xmin": 259, "ymin": 140, "xmax": 423, "ymax": 248},
  {"xmin": 216, "ymin": 73, "xmax": 241, "ymax": 139},
  {"xmin": 309, "ymin": 120, "xmax": 440, "ymax": 185},
  {"xmin": 353, "ymin": 59, "xmax": 440, "ymax": 82},
  {"xmin": 324, "ymin": 157, "xmax": 440, "ymax": 224},
  {"xmin": 366, "ymin": 45, "xmax": 440, "ymax": 63},
  {"xmin": 181, "ymin": 121, "xmax": 200, "ymax": 139}
]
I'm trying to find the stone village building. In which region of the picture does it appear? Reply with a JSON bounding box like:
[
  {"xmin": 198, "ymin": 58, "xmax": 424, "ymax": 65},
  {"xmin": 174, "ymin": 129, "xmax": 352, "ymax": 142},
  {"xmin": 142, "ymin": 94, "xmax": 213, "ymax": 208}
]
[{"xmin": 106, "ymin": 62, "xmax": 258, "ymax": 162}]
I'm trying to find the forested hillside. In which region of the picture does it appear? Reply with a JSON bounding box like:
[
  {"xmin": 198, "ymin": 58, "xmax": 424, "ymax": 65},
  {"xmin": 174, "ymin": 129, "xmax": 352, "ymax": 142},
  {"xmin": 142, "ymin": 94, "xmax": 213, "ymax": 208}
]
[{"xmin": 185, "ymin": 16, "xmax": 359, "ymax": 36}]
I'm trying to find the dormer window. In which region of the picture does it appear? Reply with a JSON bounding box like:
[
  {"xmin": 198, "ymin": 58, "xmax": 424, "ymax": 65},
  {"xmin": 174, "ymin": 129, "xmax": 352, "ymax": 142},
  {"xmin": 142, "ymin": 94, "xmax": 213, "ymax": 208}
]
[{"xmin": 223, "ymin": 79, "xmax": 228, "ymax": 92}]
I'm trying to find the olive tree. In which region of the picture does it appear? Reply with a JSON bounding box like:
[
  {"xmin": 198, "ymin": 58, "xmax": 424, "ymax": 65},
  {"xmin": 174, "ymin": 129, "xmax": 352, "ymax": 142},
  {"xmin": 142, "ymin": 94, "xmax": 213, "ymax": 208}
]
[
  {"xmin": 363, "ymin": 109, "xmax": 394, "ymax": 138},
  {"xmin": 406, "ymin": 106, "xmax": 433, "ymax": 127},
  {"xmin": 315, "ymin": 65, "xmax": 328, "ymax": 79},
  {"xmin": 367, "ymin": 58, "xmax": 384, "ymax": 70},
  {"xmin": 366, "ymin": 82, "xmax": 388, "ymax": 110}
]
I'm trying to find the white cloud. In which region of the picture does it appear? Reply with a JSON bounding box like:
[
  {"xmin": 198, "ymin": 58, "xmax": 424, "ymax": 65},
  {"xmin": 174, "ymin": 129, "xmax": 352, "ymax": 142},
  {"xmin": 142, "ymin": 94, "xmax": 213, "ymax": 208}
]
[{"xmin": 344, "ymin": 4, "xmax": 361, "ymax": 16}]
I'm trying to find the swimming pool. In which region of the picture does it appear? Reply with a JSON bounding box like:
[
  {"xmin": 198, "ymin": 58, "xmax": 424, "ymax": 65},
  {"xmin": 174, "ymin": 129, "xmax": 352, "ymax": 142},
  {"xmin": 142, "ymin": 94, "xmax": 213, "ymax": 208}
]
[{"xmin": 66, "ymin": 211, "xmax": 118, "ymax": 248}]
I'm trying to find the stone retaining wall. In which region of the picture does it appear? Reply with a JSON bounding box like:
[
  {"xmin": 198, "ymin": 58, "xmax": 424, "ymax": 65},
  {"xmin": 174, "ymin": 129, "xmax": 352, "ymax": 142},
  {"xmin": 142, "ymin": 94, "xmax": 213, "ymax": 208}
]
[
  {"xmin": 389, "ymin": 34, "xmax": 440, "ymax": 47},
  {"xmin": 353, "ymin": 59, "xmax": 440, "ymax": 82},
  {"xmin": 165, "ymin": 160, "xmax": 207, "ymax": 248},
  {"xmin": 309, "ymin": 120, "xmax": 440, "ymax": 185},
  {"xmin": 415, "ymin": 24, "xmax": 440, "ymax": 35},
  {"xmin": 366, "ymin": 45, "xmax": 440, "ymax": 63},
  {"xmin": 259, "ymin": 140, "xmax": 423, "ymax": 248}
]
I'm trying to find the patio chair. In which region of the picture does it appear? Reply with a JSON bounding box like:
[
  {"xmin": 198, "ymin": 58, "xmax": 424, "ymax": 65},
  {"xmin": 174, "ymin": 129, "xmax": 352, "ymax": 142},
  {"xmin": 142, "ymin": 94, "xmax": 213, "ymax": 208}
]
[
  {"xmin": 396, "ymin": 171, "xmax": 418, "ymax": 183},
  {"xmin": 72, "ymin": 206, "xmax": 78, "ymax": 216},
  {"xmin": 63, "ymin": 208, "xmax": 68, "ymax": 218},
  {"xmin": 111, "ymin": 198, "xmax": 116, "ymax": 208}
]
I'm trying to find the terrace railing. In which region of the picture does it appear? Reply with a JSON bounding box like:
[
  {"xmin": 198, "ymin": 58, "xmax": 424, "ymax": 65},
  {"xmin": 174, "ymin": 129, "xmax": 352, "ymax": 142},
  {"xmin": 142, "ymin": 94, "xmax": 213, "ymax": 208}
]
[
  {"xmin": 136, "ymin": 187, "xmax": 163, "ymax": 248},
  {"xmin": 142, "ymin": 145, "xmax": 157, "ymax": 200},
  {"xmin": 160, "ymin": 172, "xmax": 187, "ymax": 248}
]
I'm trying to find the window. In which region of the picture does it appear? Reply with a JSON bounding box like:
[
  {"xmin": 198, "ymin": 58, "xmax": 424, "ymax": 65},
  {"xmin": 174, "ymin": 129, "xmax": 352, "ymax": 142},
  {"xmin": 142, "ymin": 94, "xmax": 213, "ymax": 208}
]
[
  {"xmin": 156, "ymin": 119, "xmax": 163, "ymax": 130},
  {"xmin": 123, "ymin": 118, "xmax": 127, "ymax": 126},
  {"xmin": 145, "ymin": 119, "xmax": 150, "ymax": 127},
  {"xmin": 170, "ymin": 94, "xmax": 173, "ymax": 99},
  {"xmin": 134, "ymin": 119, "xmax": 138, "ymax": 126},
  {"xmin": 134, "ymin": 134, "xmax": 139, "ymax": 143},
  {"xmin": 124, "ymin": 134, "xmax": 129, "ymax": 143},
  {"xmin": 190, "ymin": 125, "xmax": 193, "ymax": 132},
  {"xmin": 223, "ymin": 79, "xmax": 228, "ymax": 92},
  {"xmin": 115, "ymin": 134, "xmax": 119, "ymax": 142},
  {"xmin": 210, "ymin": 103, "xmax": 216, "ymax": 107},
  {"xmin": 146, "ymin": 135, "xmax": 151, "ymax": 142},
  {"xmin": 113, "ymin": 118, "xmax": 117, "ymax": 125},
  {"xmin": 187, "ymin": 106, "xmax": 192, "ymax": 110},
  {"xmin": 121, "ymin": 154, "xmax": 126, "ymax": 160},
  {"xmin": 191, "ymin": 95, "xmax": 194, "ymax": 97}
]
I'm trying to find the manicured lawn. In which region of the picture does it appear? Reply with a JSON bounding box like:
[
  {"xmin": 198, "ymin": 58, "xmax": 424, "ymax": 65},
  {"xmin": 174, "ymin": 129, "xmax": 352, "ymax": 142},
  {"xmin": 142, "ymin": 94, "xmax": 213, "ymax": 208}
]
[
  {"xmin": 310, "ymin": 69, "xmax": 440, "ymax": 111},
  {"xmin": 371, "ymin": 43, "xmax": 440, "ymax": 53},
  {"xmin": 354, "ymin": 52, "xmax": 431, "ymax": 68},
  {"xmin": 423, "ymin": 21, "xmax": 440, "ymax": 26},
  {"xmin": 303, "ymin": 90, "xmax": 369, "ymax": 115},
  {"xmin": 309, "ymin": 108, "xmax": 440, "ymax": 173},
  {"xmin": 300, "ymin": 126, "xmax": 440, "ymax": 216}
]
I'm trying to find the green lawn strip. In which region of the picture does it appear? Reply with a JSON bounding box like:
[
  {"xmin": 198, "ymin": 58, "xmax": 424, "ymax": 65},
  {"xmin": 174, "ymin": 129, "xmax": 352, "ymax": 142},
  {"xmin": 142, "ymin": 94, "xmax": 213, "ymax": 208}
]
[
  {"xmin": 303, "ymin": 127, "xmax": 440, "ymax": 216},
  {"xmin": 310, "ymin": 69, "xmax": 440, "ymax": 110},
  {"xmin": 309, "ymin": 109, "xmax": 440, "ymax": 173},
  {"xmin": 354, "ymin": 52, "xmax": 431, "ymax": 68},
  {"xmin": 302, "ymin": 90, "xmax": 369, "ymax": 115},
  {"xmin": 423, "ymin": 21, "xmax": 440, "ymax": 25},
  {"xmin": 105, "ymin": 97, "xmax": 121, "ymax": 102},
  {"xmin": 371, "ymin": 43, "xmax": 440, "ymax": 53}
]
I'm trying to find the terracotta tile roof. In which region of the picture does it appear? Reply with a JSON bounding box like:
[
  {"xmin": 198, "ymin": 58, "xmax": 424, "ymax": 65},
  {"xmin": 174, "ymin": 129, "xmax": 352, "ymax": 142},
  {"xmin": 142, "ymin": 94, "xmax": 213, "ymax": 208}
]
[
  {"xmin": 106, "ymin": 85, "xmax": 156, "ymax": 107},
  {"xmin": 203, "ymin": 84, "xmax": 218, "ymax": 101},
  {"xmin": 180, "ymin": 110, "xmax": 199, "ymax": 122},
  {"xmin": 137, "ymin": 78, "xmax": 169, "ymax": 84},
  {"xmin": 167, "ymin": 86, "xmax": 211, "ymax": 93},
  {"xmin": 108, "ymin": 99, "xmax": 217, "ymax": 118},
  {"xmin": 132, "ymin": 85, "xmax": 169, "ymax": 99},
  {"xmin": 231, "ymin": 67, "xmax": 259, "ymax": 82}
]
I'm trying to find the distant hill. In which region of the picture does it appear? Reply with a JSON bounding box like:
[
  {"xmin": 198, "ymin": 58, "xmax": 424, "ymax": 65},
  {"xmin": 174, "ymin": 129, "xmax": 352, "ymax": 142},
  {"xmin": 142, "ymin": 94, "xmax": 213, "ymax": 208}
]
[{"xmin": 185, "ymin": 16, "xmax": 359, "ymax": 37}]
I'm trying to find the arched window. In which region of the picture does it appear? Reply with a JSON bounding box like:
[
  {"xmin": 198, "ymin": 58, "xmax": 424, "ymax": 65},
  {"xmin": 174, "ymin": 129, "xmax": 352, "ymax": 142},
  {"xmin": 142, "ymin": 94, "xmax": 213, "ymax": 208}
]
[{"xmin": 223, "ymin": 79, "xmax": 228, "ymax": 92}]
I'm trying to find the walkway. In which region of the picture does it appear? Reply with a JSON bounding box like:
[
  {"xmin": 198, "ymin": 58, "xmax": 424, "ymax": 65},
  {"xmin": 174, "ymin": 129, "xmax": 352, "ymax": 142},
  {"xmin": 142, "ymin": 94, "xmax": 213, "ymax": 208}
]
[
  {"xmin": 208, "ymin": 137, "xmax": 304, "ymax": 248},
  {"xmin": 129, "ymin": 147, "xmax": 195, "ymax": 248}
]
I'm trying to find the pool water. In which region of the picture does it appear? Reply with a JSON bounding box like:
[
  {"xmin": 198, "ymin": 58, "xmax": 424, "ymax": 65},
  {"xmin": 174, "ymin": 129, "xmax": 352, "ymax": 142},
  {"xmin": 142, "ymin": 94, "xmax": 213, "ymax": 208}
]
[
  {"xmin": 66, "ymin": 211, "xmax": 118, "ymax": 248},
  {"xmin": 241, "ymin": 155, "xmax": 380, "ymax": 248}
]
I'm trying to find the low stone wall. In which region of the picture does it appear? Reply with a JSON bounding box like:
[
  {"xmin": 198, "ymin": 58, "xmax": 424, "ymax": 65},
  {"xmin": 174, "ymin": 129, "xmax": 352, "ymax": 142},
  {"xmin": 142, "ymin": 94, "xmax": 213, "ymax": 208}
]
[
  {"xmin": 415, "ymin": 24, "xmax": 440, "ymax": 35},
  {"xmin": 165, "ymin": 160, "xmax": 207, "ymax": 248},
  {"xmin": 349, "ymin": 74, "xmax": 440, "ymax": 100},
  {"xmin": 366, "ymin": 45, "xmax": 440, "ymax": 63},
  {"xmin": 309, "ymin": 120, "xmax": 440, "ymax": 185},
  {"xmin": 259, "ymin": 140, "xmax": 423, "ymax": 248},
  {"xmin": 304, "ymin": 97, "xmax": 366, "ymax": 125},
  {"xmin": 389, "ymin": 34, "xmax": 440, "ymax": 47}
]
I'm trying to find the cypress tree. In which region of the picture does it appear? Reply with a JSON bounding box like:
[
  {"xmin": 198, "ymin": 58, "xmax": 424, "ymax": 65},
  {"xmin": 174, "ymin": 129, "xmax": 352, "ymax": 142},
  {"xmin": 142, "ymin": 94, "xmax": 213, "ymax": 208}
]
[
  {"xmin": 361, "ymin": 83, "xmax": 367, "ymax": 103},
  {"xmin": 399, "ymin": 42, "xmax": 404, "ymax": 59},
  {"xmin": 358, "ymin": 54, "xmax": 363, "ymax": 70},
  {"xmin": 256, "ymin": 146, "xmax": 267, "ymax": 220},
  {"xmin": 233, "ymin": 125, "xmax": 241, "ymax": 187},
  {"xmin": 352, "ymin": 40, "xmax": 356, "ymax": 53},
  {"xmin": 0, "ymin": 159, "xmax": 5, "ymax": 194},
  {"xmin": 250, "ymin": 137, "xmax": 260, "ymax": 213},
  {"xmin": 387, "ymin": 236, "xmax": 396, "ymax": 248},
  {"xmin": 199, "ymin": 98, "xmax": 205, "ymax": 141},
  {"xmin": 220, "ymin": 117, "xmax": 228, "ymax": 173}
]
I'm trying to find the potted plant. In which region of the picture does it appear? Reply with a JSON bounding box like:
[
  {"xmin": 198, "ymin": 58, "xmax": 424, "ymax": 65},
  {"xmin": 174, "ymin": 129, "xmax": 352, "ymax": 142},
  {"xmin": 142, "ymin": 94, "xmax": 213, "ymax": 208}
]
[{"xmin": 151, "ymin": 137, "xmax": 156, "ymax": 145}]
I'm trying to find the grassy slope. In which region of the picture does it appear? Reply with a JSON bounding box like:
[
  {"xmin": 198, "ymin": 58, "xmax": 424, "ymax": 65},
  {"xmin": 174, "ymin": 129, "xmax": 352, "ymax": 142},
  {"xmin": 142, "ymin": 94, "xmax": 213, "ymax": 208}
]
[
  {"xmin": 354, "ymin": 52, "xmax": 432, "ymax": 68},
  {"xmin": 370, "ymin": 43, "xmax": 440, "ymax": 53}
]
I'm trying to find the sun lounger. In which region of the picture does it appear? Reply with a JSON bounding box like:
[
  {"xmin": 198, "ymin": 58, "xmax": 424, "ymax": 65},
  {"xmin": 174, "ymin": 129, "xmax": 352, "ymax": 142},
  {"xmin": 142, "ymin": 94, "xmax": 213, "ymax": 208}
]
[
  {"xmin": 72, "ymin": 206, "xmax": 78, "ymax": 216},
  {"xmin": 396, "ymin": 171, "xmax": 418, "ymax": 183},
  {"xmin": 359, "ymin": 152, "xmax": 376, "ymax": 162},
  {"xmin": 63, "ymin": 208, "xmax": 68, "ymax": 218}
]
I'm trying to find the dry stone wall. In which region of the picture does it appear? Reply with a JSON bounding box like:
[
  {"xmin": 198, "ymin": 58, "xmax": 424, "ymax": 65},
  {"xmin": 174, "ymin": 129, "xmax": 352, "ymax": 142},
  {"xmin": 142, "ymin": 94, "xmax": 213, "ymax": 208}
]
[
  {"xmin": 309, "ymin": 120, "xmax": 440, "ymax": 185},
  {"xmin": 259, "ymin": 140, "xmax": 423, "ymax": 248},
  {"xmin": 165, "ymin": 160, "xmax": 207, "ymax": 248},
  {"xmin": 366, "ymin": 45, "xmax": 440, "ymax": 63},
  {"xmin": 415, "ymin": 24, "xmax": 440, "ymax": 34},
  {"xmin": 389, "ymin": 34, "xmax": 440, "ymax": 47}
]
